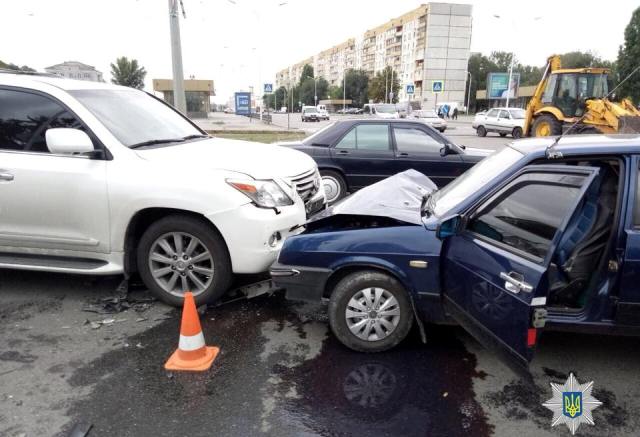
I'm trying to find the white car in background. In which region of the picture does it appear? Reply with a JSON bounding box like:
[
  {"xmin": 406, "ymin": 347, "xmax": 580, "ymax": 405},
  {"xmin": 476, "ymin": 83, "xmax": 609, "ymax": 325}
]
[
  {"xmin": 363, "ymin": 103, "xmax": 400, "ymax": 119},
  {"xmin": 0, "ymin": 72, "xmax": 325, "ymax": 306},
  {"xmin": 316, "ymin": 104, "xmax": 330, "ymax": 120},
  {"xmin": 413, "ymin": 109, "xmax": 447, "ymax": 132},
  {"xmin": 472, "ymin": 107, "xmax": 526, "ymax": 138}
]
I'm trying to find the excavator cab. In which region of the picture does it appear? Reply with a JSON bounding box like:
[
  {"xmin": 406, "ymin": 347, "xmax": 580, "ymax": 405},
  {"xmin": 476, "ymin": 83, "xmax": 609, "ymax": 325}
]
[
  {"xmin": 524, "ymin": 54, "xmax": 640, "ymax": 137},
  {"xmin": 542, "ymin": 72, "xmax": 609, "ymax": 118}
]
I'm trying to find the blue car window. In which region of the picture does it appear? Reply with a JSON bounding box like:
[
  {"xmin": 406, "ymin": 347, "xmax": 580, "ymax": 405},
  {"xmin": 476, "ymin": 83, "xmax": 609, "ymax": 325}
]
[{"xmin": 468, "ymin": 178, "xmax": 584, "ymax": 259}]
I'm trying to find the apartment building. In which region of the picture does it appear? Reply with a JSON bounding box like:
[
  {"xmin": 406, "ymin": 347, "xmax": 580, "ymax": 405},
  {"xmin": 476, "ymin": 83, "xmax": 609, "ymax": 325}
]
[{"xmin": 275, "ymin": 3, "xmax": 472, "ymax": 108}]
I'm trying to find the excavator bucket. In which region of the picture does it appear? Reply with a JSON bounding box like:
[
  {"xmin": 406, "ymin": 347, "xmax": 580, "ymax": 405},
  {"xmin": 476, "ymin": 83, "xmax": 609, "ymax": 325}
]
[{"xmin": 618, "ymin": 116, "xmax": 640, "ymax": 134}]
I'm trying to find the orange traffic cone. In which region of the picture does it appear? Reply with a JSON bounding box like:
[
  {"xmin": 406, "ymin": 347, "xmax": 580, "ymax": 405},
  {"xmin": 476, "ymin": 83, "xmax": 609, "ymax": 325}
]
[{"xmin": 165, "ymin": 291, "xmax": 219, "ymax": 371}]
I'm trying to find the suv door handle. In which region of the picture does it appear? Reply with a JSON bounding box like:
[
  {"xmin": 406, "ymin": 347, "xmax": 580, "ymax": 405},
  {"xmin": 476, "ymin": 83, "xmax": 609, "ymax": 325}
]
[
  {"xmin": 0, "ymin": 170, "xmax": 14, "ymax": 182},
  {"xmin": 499, "ymin": 271, "xmax": 533, "ymax": 294},
  {"xmin": 337, "ymin": 150, "xmax": 349, "ymax": 155}
]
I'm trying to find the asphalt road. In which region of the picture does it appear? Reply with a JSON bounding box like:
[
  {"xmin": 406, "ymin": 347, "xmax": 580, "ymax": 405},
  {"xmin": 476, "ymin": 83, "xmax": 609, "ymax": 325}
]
[{"xmin": 2, "ymin": 270, "xmax": 640, "ymax": 437}]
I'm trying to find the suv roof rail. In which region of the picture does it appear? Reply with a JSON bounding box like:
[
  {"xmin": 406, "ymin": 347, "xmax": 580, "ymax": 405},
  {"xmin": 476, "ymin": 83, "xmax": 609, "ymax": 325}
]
[{"xmin": 0, "ymin": 69, "xmax": 60, "ymax": 77}]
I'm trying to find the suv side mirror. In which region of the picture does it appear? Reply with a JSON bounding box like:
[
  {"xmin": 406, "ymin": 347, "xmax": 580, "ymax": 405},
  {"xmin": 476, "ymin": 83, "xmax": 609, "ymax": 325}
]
[
  {"xmin": 46, "ymin": 128, "xmax": 94, "ymax": 155},
  {"xmin": 436, "ymin": 215, "xmax": 463, "ymax": 239}
]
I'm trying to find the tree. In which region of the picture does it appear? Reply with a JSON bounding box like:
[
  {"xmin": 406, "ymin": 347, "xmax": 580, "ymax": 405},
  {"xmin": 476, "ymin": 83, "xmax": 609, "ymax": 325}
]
[
  {"xmin": 368, "ymin": 67, "xmax": 400, "ymax": 103},
  {"xmin": 489, "ymin": 51, "xmax": 514, "ymax": 71},
  {"xmin": 617, "ymin": 7, "xmax": 640, "ymax": 102},
  {"xmin": 327, "ymin": 85, "xmax": 342, "ymax": 99},
  {"xmin": 110, "ymin": 56, "xmax": 146, "ymax": 89},
  {"xmin": 466, "ymin": 53, "xmax": 498, "ymax": 111},
  {"xmin": 343, "ymin": 69, "xmax": 369, "ymax": 107},
  {"xmin": 299, "ymin": 64, "xmax": 314, "ymax": 84},
  {"xmin": 265, "ymin": 86, "xmax": 287, "ymax": 110},
  {"xmin": 0, "ymin": 60, "xmax": 35, "ymax": 72}
]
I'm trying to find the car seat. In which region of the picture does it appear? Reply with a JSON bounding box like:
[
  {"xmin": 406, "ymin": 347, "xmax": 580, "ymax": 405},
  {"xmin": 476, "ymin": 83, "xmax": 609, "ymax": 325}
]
[{"xmin": 549, "ymin": 168, "xmax": 616, "ymax": 307}]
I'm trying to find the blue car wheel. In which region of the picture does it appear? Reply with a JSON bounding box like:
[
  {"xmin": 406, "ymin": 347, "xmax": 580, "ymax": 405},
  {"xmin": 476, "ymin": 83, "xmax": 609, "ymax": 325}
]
[{"xmin": 328, "ymin": 271, "xmax": 414, "ymax": 352}]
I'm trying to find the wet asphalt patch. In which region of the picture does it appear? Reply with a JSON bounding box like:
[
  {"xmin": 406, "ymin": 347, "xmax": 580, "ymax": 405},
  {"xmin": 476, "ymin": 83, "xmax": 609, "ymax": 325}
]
[{"xmin": 58, "ymin": 294, "xmax": 492, "ymax": 437}]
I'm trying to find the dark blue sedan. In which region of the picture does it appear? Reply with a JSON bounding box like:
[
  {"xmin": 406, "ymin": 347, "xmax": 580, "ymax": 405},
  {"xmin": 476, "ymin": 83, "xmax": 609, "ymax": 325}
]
[
  {"xmin": 271, "ymin": 135, "xmax": 640, "ymax": 369},
  {"xmin": 280, "ymin": 119, "xmax": 489, "ymax": 203}
]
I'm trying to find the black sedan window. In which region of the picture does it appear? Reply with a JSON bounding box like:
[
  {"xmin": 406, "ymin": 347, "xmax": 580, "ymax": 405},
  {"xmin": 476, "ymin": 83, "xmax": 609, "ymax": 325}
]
[
  {"xmin": 393, "ymin": 126, "xmax": 442, "ymax": 154},
  {"xmin": 335, "ymin": 124, "xmax": 390, "ymax": 150}
]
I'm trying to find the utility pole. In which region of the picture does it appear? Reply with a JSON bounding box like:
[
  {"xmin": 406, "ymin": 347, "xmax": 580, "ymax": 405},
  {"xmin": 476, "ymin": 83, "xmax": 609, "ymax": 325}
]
[
  {"xmin": 168, "ymin": 0, "xmax": 186, "ymax": 113},
  {"xmin": 466, "ymin": 71, "xmax": 472, "ymax": 113},
  {"xmin": 506, "ymin": 53, "xmax": 514, "ymax": 108}
]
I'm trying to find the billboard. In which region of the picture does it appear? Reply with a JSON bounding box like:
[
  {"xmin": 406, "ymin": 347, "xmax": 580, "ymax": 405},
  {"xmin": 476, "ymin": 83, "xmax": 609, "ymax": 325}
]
[
  {"xmin": 487, "ymin": 72, "xmax": 520, "ymax": 99},
  {"xmin": 234, "ymin": 92, "xmax": 251, "ymax": 115}
]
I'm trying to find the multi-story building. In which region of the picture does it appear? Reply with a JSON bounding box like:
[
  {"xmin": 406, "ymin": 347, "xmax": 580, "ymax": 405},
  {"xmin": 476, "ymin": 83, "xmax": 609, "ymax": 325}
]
[
  {"xmin": 44, "ymin": 61, "xmax": 104, "ymax": 82},
  {"xmin": 275, "ymin": 3, "xmax": 472, "ymax": 108}
]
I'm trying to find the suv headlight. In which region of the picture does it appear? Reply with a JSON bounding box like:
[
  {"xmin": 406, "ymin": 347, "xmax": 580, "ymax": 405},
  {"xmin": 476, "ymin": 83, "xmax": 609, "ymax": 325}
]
[{"xmin": 227, "ymin": 179, "xmax": 293, "ymax": 208}]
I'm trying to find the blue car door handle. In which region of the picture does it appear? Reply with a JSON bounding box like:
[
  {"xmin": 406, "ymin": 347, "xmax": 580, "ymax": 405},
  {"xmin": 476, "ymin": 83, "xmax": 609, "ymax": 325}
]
[
  {"xmin": 337, "ymin": 150, "xmax": 349, "ymax": 155},
  {"xmin": 500, "ymin": 271, "xmax": 533, "ymax": 294},
  {"xmin": 398, "ymin": 152, "xmax": 409, "ymax": 157}
]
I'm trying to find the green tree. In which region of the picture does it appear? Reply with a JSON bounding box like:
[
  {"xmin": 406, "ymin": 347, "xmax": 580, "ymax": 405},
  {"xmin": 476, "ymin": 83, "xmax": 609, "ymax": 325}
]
[
  {"xmin": 0, "ymin": 60, "xmax": 35, "ymax": 72},
  {"xmin": 466, "ymin": 53, "xmax": 498, "ymax": 111},
  {"xmin": 265, "ymin": 86, "xmax": 288, "ymax": 110},
  {"xmin": 299, "ymin": 64, "xmax": 314, "ymax": 84},
  {"xmin": 368, "ymin": 67, "xmax": 400, "ymax": 103},
  {"xmin": 489, "ymin": 51, "xmax": 514, "ymax": 71},
  {"xmin": 327, "ymin": 85, "xmax": 342, "ymax": 99},
  {"xmin": 110, "ymin": 56, "xmax": 146, "ymax": 89},
  {"xmin": 343, "ymin": 69, "xmax": 369, "ymax": 107},
  {"xmin": 617, "ymin": 7, "xmax": 640, "ymax": 102}
]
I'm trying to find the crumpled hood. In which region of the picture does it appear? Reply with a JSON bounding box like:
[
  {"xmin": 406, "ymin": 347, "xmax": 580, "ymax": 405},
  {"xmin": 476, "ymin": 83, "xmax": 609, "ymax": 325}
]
[
  {"xmin": 134, "ymin": 137, "xmax": 316, "ymax": 179},
  {"xmin": 310, "ymin": 169, "xmax": 437, "ymax": 225}
]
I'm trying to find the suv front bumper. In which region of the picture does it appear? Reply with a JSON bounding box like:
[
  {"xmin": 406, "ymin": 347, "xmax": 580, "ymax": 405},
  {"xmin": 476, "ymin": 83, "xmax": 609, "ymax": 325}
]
[{"xmin": 207, "ymin": 202, "xmax": 306, "ymax": 274}]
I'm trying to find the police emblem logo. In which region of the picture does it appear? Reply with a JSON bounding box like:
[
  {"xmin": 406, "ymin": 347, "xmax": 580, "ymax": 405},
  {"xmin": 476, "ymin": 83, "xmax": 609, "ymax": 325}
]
[{"xmin": 543, "ymin": 373, "xmax": 602, "ymax": 435}]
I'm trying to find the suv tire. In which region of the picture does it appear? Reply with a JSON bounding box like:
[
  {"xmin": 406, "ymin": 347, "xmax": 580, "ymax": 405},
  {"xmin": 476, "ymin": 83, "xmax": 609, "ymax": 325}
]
[
  {"xmin": 328, "ymin": 271, "xmax": 414, "ymax": 352},
  {"xmin": 137, "ymin": 215, "xmax": 232, "ymax": 306}
]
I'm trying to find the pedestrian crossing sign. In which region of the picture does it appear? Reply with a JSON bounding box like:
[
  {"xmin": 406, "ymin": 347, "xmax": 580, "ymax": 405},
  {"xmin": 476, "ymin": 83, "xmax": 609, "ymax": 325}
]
[
  {"xmin": 264, "ymin": 83, "xmax": 273, "ymax": 93},
  {"xmin": 432, "ymin": 80, "xmax": 444, "ymax": 94},
  {"xmin": 406, "ymin": 84, "xmax": 415, "ymax": 95}
]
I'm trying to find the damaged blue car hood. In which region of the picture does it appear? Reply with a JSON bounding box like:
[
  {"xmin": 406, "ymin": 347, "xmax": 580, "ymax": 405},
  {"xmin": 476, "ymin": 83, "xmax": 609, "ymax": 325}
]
[{"xmin": 310, "ymin": 169, "xmax": 437, "ymax": 226}]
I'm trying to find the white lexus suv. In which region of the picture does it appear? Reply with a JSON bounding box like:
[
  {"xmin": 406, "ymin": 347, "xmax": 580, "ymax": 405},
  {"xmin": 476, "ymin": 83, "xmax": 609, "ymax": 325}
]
[{"xmin": 0, "ymin": 72, "xmax": 324, "ymax": 306}]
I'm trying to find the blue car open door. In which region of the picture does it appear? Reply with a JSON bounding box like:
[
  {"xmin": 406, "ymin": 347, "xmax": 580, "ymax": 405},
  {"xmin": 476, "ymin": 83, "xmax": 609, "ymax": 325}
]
[{"xmin": 440, "ymin": 165, "xmax": 601, "ymax": 369}]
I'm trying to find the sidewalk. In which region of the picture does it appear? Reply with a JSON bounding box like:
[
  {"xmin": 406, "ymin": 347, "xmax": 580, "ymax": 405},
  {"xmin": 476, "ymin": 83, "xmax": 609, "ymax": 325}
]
[{"xmin": 194, "ymin": 112, "xmax": 288, "ymax": 133}]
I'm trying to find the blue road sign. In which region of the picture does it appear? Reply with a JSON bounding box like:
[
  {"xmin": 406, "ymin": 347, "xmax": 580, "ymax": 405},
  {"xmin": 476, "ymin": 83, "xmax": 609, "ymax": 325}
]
[
  {"xmin": 432, "ymin": 80, "xmax": 444, "ymax": 94},
  {"xmin": 264, "ymin": 83, "xmax": 273, "ymax": 93},
  {"xmin": 406, "ymin": 84, "xmax": 415, "ymax": 95},
  {"xmin": 235, "ymin": 92, "xmax": 251, "ymax": 115}
]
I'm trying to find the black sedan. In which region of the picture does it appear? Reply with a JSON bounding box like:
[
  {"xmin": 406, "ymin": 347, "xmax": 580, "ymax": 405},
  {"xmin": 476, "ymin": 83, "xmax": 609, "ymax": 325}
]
[{"xmin": 280, "ymin": 119, "xmax": 490, "ymax": 203}]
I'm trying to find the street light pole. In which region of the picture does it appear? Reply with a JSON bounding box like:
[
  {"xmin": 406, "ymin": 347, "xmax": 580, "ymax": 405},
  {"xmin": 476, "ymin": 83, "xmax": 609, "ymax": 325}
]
[
  {"xmin": 343, "ymin": 57, "xmax": 347, "ymax": 112},
  {"xmin": 168, "ymin": 0, "xmax": 186, "ymax": 113},
  {"xmin": 506, "ymin": 53, "xmax": 514, "ymax": 108},
  {"xmin": 466, "ymin": 71, "xmax": 472, "ymax": 113}
]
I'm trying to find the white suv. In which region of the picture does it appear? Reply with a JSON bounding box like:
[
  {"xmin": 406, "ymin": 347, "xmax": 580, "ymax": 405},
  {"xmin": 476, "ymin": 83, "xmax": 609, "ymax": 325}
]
[{"xmin": 0, "ymin": 72, "xmax": 324, "ymax": 306}]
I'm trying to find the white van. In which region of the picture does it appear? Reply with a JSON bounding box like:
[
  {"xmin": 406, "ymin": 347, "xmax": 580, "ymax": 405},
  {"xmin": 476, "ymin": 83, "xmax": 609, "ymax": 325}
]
[{"xmin": 316, "ymin": 104, "xmax": 329, "ymax": 120}]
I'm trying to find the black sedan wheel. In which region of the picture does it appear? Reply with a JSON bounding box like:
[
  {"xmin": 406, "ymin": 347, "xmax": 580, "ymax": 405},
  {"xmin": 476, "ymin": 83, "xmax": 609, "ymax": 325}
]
[
  {"xmin": 328, "ymin": 271, "xmax": 414, "ymax": 352},
  {"xmin": 320, "ymin": 170, "xmax": 347, "ymax": 204}
]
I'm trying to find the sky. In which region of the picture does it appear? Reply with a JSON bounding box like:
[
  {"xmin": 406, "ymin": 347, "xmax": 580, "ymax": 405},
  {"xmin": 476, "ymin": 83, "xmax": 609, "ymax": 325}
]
[{"xmin": 2, "ymin": 0, "xmax": 638, "ymax": 103}]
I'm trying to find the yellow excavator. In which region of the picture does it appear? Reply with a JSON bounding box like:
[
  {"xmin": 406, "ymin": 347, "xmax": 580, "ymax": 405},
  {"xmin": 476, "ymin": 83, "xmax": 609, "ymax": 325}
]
[{"xmin": 524, "ymin": 55, "xmax": 640, "ymax": 137}]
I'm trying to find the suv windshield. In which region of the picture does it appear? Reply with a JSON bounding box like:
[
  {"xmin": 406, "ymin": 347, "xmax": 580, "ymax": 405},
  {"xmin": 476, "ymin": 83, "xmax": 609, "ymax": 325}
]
[
  {"xmin": 431, "ymin": 146, "xmax": 524, "ymax": 217},
  {"xmin": 70, "ymin": 89, "xmax": 203, "ymax": 148},
  {"xmin": 376, "ymin": 104, "xmax": 397, "ymax": 114}
]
